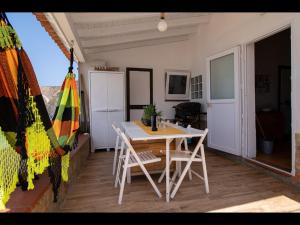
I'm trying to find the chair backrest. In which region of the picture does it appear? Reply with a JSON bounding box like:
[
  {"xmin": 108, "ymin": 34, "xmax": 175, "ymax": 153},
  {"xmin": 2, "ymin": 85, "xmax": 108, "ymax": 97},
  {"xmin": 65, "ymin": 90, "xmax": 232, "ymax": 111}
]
[
  {"xmin": 112, "ymin": 123, "xmax": 123, "ymax": 137},
  {"xmin": 112, "ymin": 122, "xmax": 119, "ymax": 133},
  {"xmin": 194, "ymin": 128, "xmax": 208, "ymax": 152},
  {"xmin": 119, "ymin": 131, "xmax": 133, "ymax": 151},
  {"xmin": 112, "ymin": 123, "xmax": 124, "ymax": 149},
  {"xmin": 199, "ymin": 128, "xmax": 208, "ymax": 143}
]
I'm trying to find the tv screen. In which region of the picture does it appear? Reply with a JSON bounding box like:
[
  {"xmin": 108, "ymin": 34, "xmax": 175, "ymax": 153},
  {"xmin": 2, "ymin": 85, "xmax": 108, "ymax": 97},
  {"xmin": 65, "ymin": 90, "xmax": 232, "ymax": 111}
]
[{"xmin": 168, "ymin": 75, "xmax": 187, "ymax": 94}]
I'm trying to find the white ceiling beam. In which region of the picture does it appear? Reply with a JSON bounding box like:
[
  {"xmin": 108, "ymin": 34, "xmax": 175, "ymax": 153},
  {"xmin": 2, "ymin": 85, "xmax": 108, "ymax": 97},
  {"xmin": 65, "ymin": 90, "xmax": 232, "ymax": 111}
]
[
  {"xmin": 70, "ymin": 13, "xmax": 159, "ymax": 24},
  {"xmin": 76, "ymin": 15, "xmax": 210, "ymax": 38},
  {"xmin": 50, "ymin": 13, "xmax": 85, "ymax": 62},
  {"xmin": 72, "ymin": 13, "xmax": 208, "ymax": 28},
  {"xmin": 81, "ymin": 25, "xmax": 198, "ymax": 48},
  {"xmin": 85, "ymin": 35, "xmax": 189, "ymax": 56}
]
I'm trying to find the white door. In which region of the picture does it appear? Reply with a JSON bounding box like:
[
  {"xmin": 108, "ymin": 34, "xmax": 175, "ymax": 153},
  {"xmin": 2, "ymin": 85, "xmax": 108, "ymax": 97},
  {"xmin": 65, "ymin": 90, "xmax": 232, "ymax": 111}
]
[
  {"xmin": 206, "ymin": 46, "xmax": 241, "ymax": 155},
  {"xmin": 107, "ymin": 73, "xmax": 125, "ymax": 148},
  {"xmin": 90, "ymin": 73, "xmax": 108, "ymax": 150}
]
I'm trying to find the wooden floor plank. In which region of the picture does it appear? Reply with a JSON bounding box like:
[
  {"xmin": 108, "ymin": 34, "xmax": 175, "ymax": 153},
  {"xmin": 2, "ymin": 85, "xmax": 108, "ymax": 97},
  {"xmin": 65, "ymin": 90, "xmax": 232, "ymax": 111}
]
[{"xmin": 57, "ymin": 149, "xmax": 300, "ymax": 212}]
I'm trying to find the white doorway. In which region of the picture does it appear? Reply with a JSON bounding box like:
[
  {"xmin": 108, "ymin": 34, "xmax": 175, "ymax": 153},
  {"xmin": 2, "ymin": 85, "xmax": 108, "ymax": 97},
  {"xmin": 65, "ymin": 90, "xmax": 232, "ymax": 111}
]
[
  {"xmin": 126, "ymin": 67, "xmax": 153, "ymax": 121},
  {"xmin": 206, "ymin": 46, "xmax": 241, "ymax": 156},
  {"xmin": 244, "ymin": 26, "xmax": 293, "ymax": 175}
]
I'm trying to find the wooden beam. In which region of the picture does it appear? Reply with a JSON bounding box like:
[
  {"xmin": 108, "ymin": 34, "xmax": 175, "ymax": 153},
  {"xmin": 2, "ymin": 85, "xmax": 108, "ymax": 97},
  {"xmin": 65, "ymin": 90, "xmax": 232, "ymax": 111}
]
[
  {"xmin": 81, "ymin": 25, "xmax": 198, "ymax": 48},
  {"xmin": 33, "ymin": 13, "xmax": 70, "ymax": 60},
  {"xmin": 76, "ymin": 15, "xmax": 210, "ymax": 38},
  {"xmin": 85, "ymin": 35, "xmax": 189, "ymax": 57},
  {"xmin": 51, "ymin": 13, "xmax": 85, "ymax": 62}
]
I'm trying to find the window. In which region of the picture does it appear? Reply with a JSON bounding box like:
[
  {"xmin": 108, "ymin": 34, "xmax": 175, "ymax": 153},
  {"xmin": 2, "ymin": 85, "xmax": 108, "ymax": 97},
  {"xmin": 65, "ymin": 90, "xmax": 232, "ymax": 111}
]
[
  {"xmin": 210, "ymin": 53, "xmax": 234, "ymax": 100},
  {"xmin": 191, "ymin": 75, "xmax": 203, "ymax": 99}
]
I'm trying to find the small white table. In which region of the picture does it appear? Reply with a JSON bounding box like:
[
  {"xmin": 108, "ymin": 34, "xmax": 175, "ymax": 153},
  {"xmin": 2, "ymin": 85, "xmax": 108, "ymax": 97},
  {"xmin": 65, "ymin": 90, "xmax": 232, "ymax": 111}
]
[{"xmin": 121, "ymin": 121, "xmax": 205, "ymax": 202}]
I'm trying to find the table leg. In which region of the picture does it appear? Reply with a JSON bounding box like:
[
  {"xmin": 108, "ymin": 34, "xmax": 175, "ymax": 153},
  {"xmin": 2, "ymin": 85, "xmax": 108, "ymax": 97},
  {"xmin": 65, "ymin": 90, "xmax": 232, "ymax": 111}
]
[
  {"xmin": 176, "ymin": 138, "xmax": 183, "ymax": 177},
  {"xmin": 166, "ymin": 138, "xmax": 172, "ymax": 202}
]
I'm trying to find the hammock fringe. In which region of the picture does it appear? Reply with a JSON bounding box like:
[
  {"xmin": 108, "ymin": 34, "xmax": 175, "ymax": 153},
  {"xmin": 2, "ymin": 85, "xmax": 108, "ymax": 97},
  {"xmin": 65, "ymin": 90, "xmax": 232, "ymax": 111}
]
[{"xmin": 0, "ymin": 13, "xmax": 80, "ymax": 208}]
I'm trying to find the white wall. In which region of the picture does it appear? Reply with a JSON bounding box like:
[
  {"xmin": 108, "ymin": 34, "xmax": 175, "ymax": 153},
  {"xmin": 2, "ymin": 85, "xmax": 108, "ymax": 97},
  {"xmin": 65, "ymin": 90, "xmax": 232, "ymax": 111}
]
[
  {"xmin": 80, "ymin": 40, "xmax": 193, "ymax": 119},
  {"xmin": 188, "ymin": 13, "xmax": 300, "ymax": 175},
  {"xmin": 189, "ymin": 13, "xmax": 300, "ymax": 133}
]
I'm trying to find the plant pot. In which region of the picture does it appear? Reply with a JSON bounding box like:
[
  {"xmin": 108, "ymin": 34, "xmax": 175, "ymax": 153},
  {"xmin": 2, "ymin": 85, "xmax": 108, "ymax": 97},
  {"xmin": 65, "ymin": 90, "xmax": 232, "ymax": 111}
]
[{"xmin": 141, "ymin": 118, "xmax": 151, "ymax": 126}]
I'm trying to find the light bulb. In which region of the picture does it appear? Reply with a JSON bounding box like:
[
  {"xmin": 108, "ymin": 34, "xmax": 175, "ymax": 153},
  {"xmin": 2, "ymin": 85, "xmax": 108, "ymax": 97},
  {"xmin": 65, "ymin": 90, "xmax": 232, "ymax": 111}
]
[{"xmin": 157, "ymin": 19, "xmax": 167, "ymax": 32}]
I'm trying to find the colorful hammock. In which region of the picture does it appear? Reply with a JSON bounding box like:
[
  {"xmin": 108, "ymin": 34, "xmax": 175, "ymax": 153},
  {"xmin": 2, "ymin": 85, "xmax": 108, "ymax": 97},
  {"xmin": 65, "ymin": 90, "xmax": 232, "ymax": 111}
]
[
  {"xmin": 52, "ymin": 47, "xmax": 80, "ymax": 182},
  {"xmin": 0, "ymin": 12, "xmax": 80, "ymax": 209}
]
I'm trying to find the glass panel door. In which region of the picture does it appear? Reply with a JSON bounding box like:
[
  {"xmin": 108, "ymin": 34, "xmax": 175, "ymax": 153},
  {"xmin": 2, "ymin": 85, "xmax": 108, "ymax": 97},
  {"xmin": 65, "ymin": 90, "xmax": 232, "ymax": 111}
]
[{"xmin": 207, "ymin": 47, "xmax": 241, "ymax": 156}]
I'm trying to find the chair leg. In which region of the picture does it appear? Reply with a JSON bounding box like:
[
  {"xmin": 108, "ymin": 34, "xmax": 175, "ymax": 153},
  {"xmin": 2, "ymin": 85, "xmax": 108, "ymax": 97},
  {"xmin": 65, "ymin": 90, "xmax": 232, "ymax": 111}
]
[
  {"xmin": 188, "ymin": 167, "xmax": 192, "ymax": 181},
  {"xmin": 184, "ymin": 138, "xmax": 189, "ymax": 150},
  {"xmin": 158, "ymin": 168, "xmax": 166, "ymax": 183},
  {"xmin": 161, "ymin": 162, "xmax": 191, "ymax": 184},
  {"xmin": 131, "ymin": 152, "xmax": 162, "ymax": 198},
  {"xmin": 114, "ymin": 157, "xmax": 122, "ymax": 188},
  {"xmin": 184, "ymin": 138, "xmax": 192, "ymax": 180},
  {"xmin": 112, "ymin": 147, "xmax": 119, "ymax": 175},
  {"xmin": 113, "ymin": 136, "xmax": 120, "ymax": 175},
  {"xmin": 126, "ymin": 168, "xmax": 131, "ymax": 184},
  {"xmin": 158, "ymin": 160, "xmax": 173, "ymax": 183},
  {"xmin": 170, "ymin": 166, "xmax": 179, "ymax": 191},
  {"xmin": 170, "ymin": 159, "xmax": 194, "ymax": 199},
  {"xmin": 176, "ymin": 161, "xmax": 182, "ymax": 177},
  {"xmin": 201, "ymin": 145, "xmax": 209, "ymax": 193},
  {"xmin": 118, "ymin": 154, "xmax": 130, "ymax": 204},
  {"xmin": 115, "ymin": 142, "xmax": 125, "ymax": 187},
  {"xmin": 142, "ymin": 167, "xmax": 162, "ymax": 198}
]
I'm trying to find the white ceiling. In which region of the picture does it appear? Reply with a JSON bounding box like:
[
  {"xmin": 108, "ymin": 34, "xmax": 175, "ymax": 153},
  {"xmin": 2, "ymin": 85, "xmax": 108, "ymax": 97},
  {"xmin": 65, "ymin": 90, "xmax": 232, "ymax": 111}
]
[{"xmin": 61, "ymin": 13, "xmax": 211, "ymax": 61}]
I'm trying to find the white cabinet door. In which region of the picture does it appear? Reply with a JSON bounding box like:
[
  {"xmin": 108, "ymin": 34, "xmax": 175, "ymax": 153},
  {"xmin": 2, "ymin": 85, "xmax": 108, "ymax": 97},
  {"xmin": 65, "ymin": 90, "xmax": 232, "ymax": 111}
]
[
  {"xmin": 206, "ymin": 46, "xmax": 241, "ymax": 156},
  {"xmin": 91, "ymin": 111, "xmax": 108, "ymax": 149},
  {"xmin": 107, "ymin": 73, "xmax": 124, "ymax": 112},
  {"xmin": 90, "ymin": 73, "xmax": 108, "ymax": 111},
  {"xmin": 107, "ymin": 111, "xmax": 124, "ymax": 148},
  {"xmin": 107, "ymin": 73, "xmax": 125, "ymax": 148},
  {"xmin": 90, "ymin": 72, "xmax": 108, "ymax": 150}
]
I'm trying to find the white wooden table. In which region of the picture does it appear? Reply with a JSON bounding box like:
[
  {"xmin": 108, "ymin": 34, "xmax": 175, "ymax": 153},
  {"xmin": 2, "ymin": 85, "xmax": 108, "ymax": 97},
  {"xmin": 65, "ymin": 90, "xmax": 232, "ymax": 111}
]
[{"xmin": 121, "ymin": 121, "xmax": 205, "ymax": 202}]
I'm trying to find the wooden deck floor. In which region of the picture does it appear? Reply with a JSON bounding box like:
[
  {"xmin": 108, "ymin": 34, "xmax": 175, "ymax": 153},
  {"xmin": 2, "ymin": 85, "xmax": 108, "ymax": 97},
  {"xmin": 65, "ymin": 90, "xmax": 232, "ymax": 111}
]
[{"xmin": 58, "ymin": 149, "xmax": 300, "ymax": 212}]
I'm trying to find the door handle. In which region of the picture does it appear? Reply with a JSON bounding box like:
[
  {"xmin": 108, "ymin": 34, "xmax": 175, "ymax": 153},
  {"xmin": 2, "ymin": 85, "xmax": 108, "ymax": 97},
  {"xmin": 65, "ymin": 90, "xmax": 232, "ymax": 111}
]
[{"xmin": 107, "ymin": 108, "xmax": 122, "ymax": 112}]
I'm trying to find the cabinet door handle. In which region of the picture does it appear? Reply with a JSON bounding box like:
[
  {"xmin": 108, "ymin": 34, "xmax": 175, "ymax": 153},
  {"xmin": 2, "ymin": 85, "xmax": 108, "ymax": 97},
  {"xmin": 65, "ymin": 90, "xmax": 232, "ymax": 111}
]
[
  {"xmin": 108, "ymin": 108, "xmax": 122, "ymax": 112},
  {"xmin": 94, "ymin": 108, "xmax": 108, "ymax": 112}
]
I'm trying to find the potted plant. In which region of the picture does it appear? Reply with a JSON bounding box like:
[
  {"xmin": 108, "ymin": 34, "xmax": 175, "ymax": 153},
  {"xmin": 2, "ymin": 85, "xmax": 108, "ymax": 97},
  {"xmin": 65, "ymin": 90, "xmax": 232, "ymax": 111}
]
[{"xmin": 141, "ymin": 104, "xmax": 162, "ymax": 126}]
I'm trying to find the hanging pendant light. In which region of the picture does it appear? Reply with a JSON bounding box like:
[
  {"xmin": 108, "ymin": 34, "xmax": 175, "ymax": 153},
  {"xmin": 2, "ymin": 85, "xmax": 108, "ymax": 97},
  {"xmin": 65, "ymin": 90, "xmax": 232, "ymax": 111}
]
[{"xmin": 157, "ymin": 12, "xmax": 167, "ymax": 32}]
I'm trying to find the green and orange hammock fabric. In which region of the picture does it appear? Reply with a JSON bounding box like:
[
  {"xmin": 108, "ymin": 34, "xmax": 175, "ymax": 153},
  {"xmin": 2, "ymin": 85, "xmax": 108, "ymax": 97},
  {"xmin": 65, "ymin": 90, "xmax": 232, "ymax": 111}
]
[
  {"xmin": 0, "ymin": 12, "xmax": 80, "ymax": 209},
  {"xmin": 52, "ymin": 47, "xmax": 80, "ymax": 182}
]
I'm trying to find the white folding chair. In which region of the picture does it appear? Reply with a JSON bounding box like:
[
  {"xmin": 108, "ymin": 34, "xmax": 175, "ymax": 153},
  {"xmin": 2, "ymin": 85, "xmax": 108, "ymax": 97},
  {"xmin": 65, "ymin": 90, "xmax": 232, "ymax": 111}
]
[
  {"xmin": 114, "ymin": 131, "xmax": 162, "ymax": 204},
  {"xmin": 160, "ymin": 128, "xmax": 209, "ymax": 200},
  {"xmin": 112, "ymin": 124, "xmax": 131, "ymax": 184},
  {"xmin": 158, "ymin": 123, "xmax": 192, "ymax": 183}
]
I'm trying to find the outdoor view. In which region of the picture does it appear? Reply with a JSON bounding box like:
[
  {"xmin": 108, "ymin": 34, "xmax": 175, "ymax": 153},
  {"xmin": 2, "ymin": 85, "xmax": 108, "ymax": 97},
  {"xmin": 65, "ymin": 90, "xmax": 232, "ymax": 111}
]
[{"xmin": 6, "ymin": 13, "xmax": 78, "ymax": 117}]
